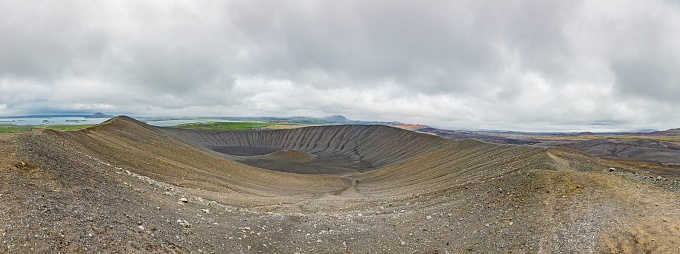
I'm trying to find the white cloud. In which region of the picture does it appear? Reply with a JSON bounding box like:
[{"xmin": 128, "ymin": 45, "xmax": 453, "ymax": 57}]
[{"xmin": 0, "ymin": 0, "xmax": 679, "ymax": 131}]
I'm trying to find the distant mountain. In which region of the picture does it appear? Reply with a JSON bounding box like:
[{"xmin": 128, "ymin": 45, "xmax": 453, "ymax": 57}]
[
  {"xmin": 631, "ymin": 129, "xmax": 658, "ymax": 133},
  {"xmin": 322, "ymin": 115, "xmax": 349, "ymax": 122},
  {"xmin": 85, "ymin": 112, "xmax": 113, "ymax": 118},
  {"xmin": 653, "ymin": 128, "xmax": 680, "ymax": 136},
  {"xmin": 417, "ymin": 127, "xmax": 539, "ymax": 145}
]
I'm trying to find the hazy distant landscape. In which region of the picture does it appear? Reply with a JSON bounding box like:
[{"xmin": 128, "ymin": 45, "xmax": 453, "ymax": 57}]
[{"xmin": 0, "ymin": 113, "xmax": 393, "ymax": 132}]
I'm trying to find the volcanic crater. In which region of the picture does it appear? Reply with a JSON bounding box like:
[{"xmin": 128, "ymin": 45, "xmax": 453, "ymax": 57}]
[{"xmin": 1, "ymin": 116, "xmax": 679, "ymax": 253}]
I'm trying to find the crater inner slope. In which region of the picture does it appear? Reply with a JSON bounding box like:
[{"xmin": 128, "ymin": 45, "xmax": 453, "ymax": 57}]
[
  {"xmin": 161, "ymin": 125, "xmax": 449, "ymax": 175},
  {"xmin": 36, "ymin": 116, "xmax": 349, "ymax": 197}
]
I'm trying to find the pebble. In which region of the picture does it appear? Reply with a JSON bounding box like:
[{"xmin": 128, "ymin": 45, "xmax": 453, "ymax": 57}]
[
  {"xmin": 400, "ymin": 240, "xmax": 406, "ymax": 246},
  {"xmin": 177, "ymin": 219, "xmax": 191, "ymax": 228},
  {"xmin": 179, "ymin": 198, "xmax": 189, "ymax": 203},
  {"xmin": 138, "ymin": 225, "xmax": 145, "ymax": 230},
  {"xmin": 316, "ymin": 239, "xmax": 323, "ymax": 243},
  {"xmin": 426, "ymin": 216, "xmax": 432, "ymax": 220}
]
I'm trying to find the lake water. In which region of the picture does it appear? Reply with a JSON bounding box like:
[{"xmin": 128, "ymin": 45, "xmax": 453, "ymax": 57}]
[
  {"xmin": 0, "ymin": 117, "xmax": 233, "ymax": 127},
  {"xmin": 0, "ymin": 117, "xmax": 107, "ymax": 125}
]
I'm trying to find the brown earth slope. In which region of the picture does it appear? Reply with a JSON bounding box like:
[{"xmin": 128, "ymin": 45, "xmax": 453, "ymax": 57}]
[{"xmin": 1, "ymin": 116, "xmax": 679, "ymax": 253}]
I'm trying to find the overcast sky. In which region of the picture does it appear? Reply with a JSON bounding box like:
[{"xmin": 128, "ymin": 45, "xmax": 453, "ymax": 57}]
[{"xmin": 1, "ymin": 0, "xmax": 679, "ymax": 131}]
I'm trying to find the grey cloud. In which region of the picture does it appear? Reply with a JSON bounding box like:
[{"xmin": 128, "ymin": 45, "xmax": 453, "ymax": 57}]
[
  {"xmin": 1, "ymin": 0, "xmax": 679, "ymax": 131},
  {"xmin": 224, "ymin": 0, "xmax": 586, "ymax": 96},
  {"xmin": 612, "ymin": 60, "xmax": 680, "ymax": 102}
]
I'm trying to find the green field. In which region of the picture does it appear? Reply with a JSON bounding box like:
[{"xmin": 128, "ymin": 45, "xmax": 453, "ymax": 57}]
[
  {"xmin": 0, "ymin": 124, "xmax": 95, "ymax": 133},
  {"xmin": 39, "ymin": 124, "xmax": 95, "ymax": 131},
  {"xmin": 172, "ymin": 121, "xmax": 273, "ymax": 130},
  {"xmin": 0, "ymin": 125, "xmax": 33, "ymax": 133}
]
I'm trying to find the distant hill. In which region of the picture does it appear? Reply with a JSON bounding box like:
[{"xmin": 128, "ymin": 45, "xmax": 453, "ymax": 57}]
[
  {"xmin": 322, "ymin": 115, "xmax": 349, "ymax": 122},
  {"xmin": 85, "ymin": 112, "xmax": 113, "ymax": 118},
  {"xmin": 575, "ymin": 132, "xmax": 595, "ymax": 136},
  {"xmin": 652, "ymin": 128, "xmax": 680, "ymax": 136}
]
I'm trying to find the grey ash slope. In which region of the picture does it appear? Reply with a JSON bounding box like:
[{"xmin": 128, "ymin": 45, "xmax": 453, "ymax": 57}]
[
  {"xmin": 45, "ymin": 116, "xmax": 350, "ymax": 196},
  {"xmin": 161, "ymin": 125, "xmax": 449, "ymax": 174}
]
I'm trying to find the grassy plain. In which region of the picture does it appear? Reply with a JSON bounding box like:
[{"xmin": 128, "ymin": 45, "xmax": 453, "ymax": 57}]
[
  {"xmin": 0, "ymin": 124, "xmax": 95, "ymax": 133},
  {"xmin": 172, "ymin": 121, "xmax": 274, "ymax": 130}
]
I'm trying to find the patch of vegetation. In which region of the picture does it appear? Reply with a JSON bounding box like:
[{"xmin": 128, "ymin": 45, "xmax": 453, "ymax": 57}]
[
  {"xmin": 172, "ymin": 121, "xmax": 273, "ymax": 130},
  {"xmin": 38, "ymin": 124, "xmax": 95, "ymax": 131},
  {"xmin": 14, "ymin": 161, "xmax": 37, "ymax": 171},
  {"xmin": 0, "ymin": 124, "xmax": 95, "ymax": 133},
  {"xmin": 0, "ymin": 124, "xmax": 34, "ymax": 133}
]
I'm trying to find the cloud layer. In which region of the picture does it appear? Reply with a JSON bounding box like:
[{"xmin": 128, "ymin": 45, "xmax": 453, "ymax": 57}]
[{"xmin": 1, "ymin": 0, "xmax": 679, "ymax": 131}]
